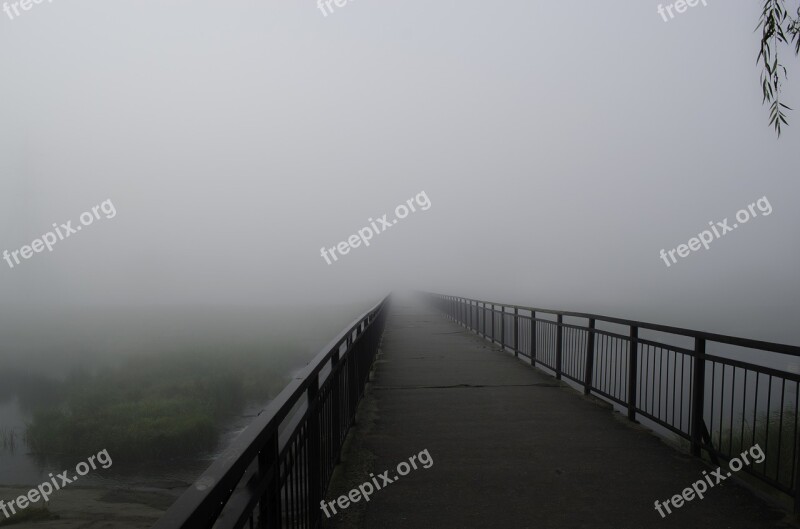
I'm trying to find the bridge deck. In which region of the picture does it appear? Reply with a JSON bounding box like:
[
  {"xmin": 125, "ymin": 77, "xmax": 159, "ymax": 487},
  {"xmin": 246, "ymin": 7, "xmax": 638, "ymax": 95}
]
[{"xmin": 324, "ymin": 295, "xmax": 791, "ymax": 529}]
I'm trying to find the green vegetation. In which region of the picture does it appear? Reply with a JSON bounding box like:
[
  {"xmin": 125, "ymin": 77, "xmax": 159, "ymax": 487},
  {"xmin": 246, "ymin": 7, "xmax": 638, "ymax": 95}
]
[
  {"xmin": 714, "ymin": 406, "xmax": 797, "ymax": 488},
  {"xmin": 756, "ymin": 0, "xmax": 800, "ymax": 136},
  {"xmin": 25, "ymin": 347, "xmax": 299, "ymax": 459},
  {"xmin": 0, "ymin": 428, "xmax": 17, "ymax": 452}
]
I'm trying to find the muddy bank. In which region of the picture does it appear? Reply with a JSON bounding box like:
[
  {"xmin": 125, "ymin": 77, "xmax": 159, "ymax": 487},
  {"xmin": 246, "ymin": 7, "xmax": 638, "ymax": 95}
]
[{"xmin": 0, "ymin": 483, "xmax": 187, "ymax": 528}]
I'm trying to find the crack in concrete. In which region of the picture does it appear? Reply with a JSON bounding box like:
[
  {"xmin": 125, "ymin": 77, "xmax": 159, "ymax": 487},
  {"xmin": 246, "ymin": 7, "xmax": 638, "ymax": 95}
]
[{"xmin": 373, "ymin": 382, "xmax": 560, "ymax": 390}]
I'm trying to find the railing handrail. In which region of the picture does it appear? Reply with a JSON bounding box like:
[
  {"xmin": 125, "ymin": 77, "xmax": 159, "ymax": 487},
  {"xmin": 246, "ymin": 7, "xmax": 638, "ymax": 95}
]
[
  {"xmin": 427, "ymin": 291, "xmax": 800, "ymax": 512},
  {"xmin": 153, "ymin": 295, "xmax": 390, "ymax": 529},
  {"xmin": 427, "ymin": 292, "xmax": 800, "ymax": 356}
]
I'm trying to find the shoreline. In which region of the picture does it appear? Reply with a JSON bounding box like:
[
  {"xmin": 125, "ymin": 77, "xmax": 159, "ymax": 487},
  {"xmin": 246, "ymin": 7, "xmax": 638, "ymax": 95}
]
[{"xmin": 0, "ymin": 483, "xmax": 185, "ymax": 528}]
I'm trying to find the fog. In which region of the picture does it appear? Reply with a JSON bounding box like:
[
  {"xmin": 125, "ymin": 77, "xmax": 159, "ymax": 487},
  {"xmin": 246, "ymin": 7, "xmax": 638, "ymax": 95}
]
[
  {"xmin": 0, "ymin": 2, "xmax": 798, "ymax": 526},
  {"xmin": 0, "ymin": 0, "xmax": 797, "ymax": 348}
]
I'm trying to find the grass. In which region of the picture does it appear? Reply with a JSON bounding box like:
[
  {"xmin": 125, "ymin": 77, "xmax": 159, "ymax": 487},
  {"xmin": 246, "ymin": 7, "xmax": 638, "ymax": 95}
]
[
  {"xmin": 0, "ymin": 428, "xmax": 17, "ymax": 452},
  {"xmin": 714, "ymin": 406, "xmax": 798, "ymax": 489},
  {"xmin": 24, "ymin": 346, "xmax": 299, "ymax": 460}
]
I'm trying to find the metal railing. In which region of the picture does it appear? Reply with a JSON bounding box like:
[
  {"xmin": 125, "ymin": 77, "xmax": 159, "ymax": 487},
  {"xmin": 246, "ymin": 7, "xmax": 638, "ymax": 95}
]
[
  {"xmin": 153, "ymin": 296, "xmax": 390, "ymax": 529},
  {"xmin": 426, "ymin": 292, "xmax": 800, "ymax": 511}
]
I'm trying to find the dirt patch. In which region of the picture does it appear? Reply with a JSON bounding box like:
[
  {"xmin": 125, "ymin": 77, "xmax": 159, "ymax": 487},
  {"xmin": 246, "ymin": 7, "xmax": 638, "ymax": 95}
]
[{"xmin": 0, "ymin": 485, "xmax": 177, "ymax": 528}]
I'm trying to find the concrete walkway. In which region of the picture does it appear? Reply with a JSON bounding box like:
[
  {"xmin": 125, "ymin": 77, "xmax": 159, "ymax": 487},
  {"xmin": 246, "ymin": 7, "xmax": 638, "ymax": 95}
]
[{"xmin": 324, "ymin": 295, "xmax": 794, "ymax": 529}]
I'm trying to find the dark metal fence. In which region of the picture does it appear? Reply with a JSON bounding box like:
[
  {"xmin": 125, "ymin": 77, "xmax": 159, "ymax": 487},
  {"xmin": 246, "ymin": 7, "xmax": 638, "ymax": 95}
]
[
  {"xmin": 426, "ymin": 292, "xmax": 800, "ymax": 511},
  {"xmin": 152, "ymin": 296, "xmax": 390, "ymax": 529}
]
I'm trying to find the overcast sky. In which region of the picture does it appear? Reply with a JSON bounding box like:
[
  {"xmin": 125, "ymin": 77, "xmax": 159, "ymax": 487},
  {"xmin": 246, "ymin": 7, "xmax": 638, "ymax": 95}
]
[{"xmin": 0, "ymin": 0, "xmax": 797, "ymax": 344}]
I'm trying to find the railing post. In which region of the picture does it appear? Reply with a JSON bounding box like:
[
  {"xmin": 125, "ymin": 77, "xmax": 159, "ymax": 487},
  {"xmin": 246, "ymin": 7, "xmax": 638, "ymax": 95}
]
[
  {"xmin": 583, "ymin": 318, "xmax": 595, "ymax": 395},
  {"xmin": 513, "ymin": 308, "xmax": 519, "ymax": 357},
  {"xmin": 306, "ymin": 378, "xmax": 322, "ymax": 528},
  {"xmin": 500, "ymin": 306, "xmax": 505, "ymax": 349},
  {"xmin": 555, "ymin": 314, "xmax": 563, "ymax": 380},
  {"xmin": 331, "ymin": 350, "xmax": 342, "ymax": 457},
  {"xmin": 150, "ymin": 300, "xmax": 389, "ymax": 529},
  {"xmin": 258, "ymin": 432, "xmax": 280, "ymax": 528},
  {"xmin": 490, "ymin": 304, "xmax": 495, "ymax": 342},
  {"xmin": 627, "ymin": 326, "xmax": 638, "ymax": 421},
  {"xmin": 470, "ymin": 300, "xmax": 474, "ymax": 331},
  {"xmin": 531, "ymin": 311, "xmax": 536, "ymax": 366},
  {"xmin": 690, "ymin": 337, "xmax": 706, "ymax": 457},
  {"xmin": 348, "ymin": 337, "xmax": 358, "ymax": 425},
  {"xmin": 470, "ymin": 300, "xmax": 474, "ymax": 330},
  {"xmin": 794, "ymin": 427, "xmax": 800, "ymax": 513}
]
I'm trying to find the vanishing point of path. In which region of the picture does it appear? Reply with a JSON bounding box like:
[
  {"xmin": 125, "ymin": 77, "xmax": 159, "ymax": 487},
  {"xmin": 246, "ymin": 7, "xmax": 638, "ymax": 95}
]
[{"xmin": 323, "ymin": 295, "xmax": 794, "ymax": 529}]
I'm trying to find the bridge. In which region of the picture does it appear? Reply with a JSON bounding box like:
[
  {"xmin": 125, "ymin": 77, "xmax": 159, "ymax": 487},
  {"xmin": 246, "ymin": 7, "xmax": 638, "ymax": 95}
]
[{"xmin": 153, "ymin": 293, "xmax": 800, "ymax": 528}]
